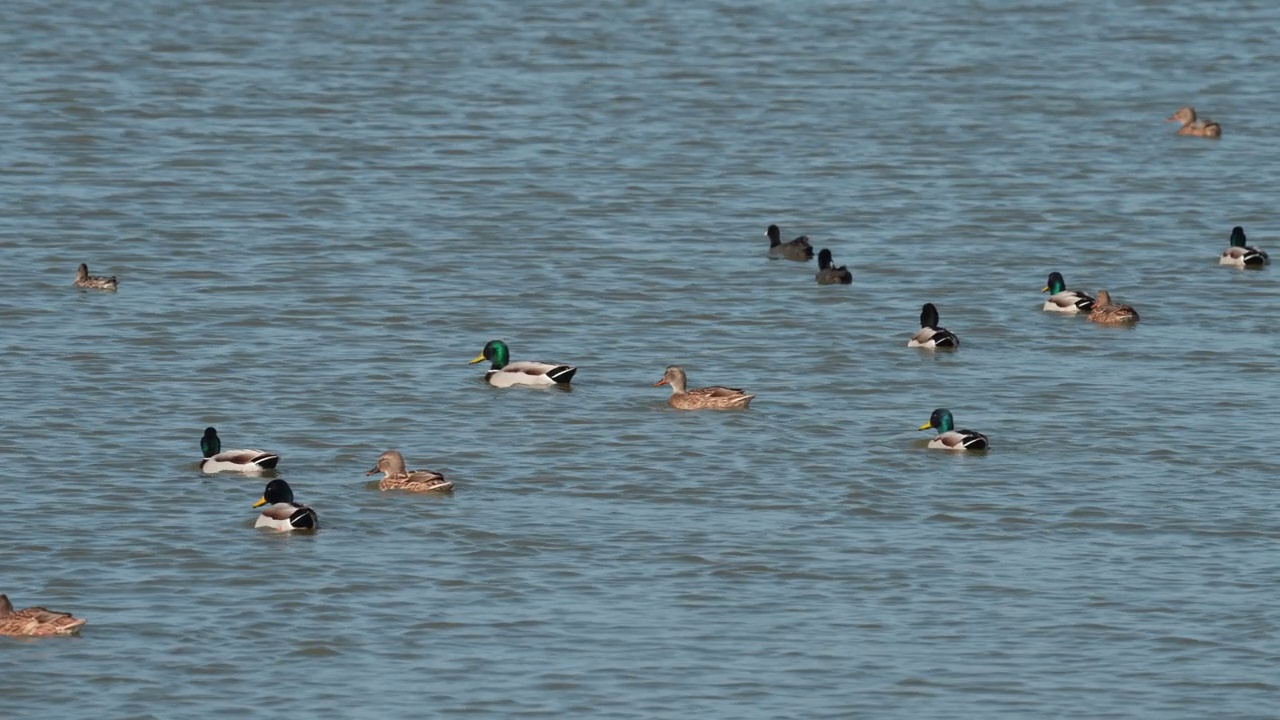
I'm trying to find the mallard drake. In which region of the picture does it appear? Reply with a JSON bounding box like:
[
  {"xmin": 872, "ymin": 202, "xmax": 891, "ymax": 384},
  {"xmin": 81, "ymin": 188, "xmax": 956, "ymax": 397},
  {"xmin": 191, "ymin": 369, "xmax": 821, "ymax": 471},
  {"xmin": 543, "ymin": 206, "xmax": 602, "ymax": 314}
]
[
  {"xmin": 765, "ymin": 224, "xmax": 814, "ymax": 261},
  {"xmin": 252, "ymin": 479, "xmax": 318, "ymax": 532},
  {"xmin": 1088, "ymin": 290, "xmax": 1140, "ymax": 324},
  {"xmin": 73, "ymin": 263, "xmax": 117, "ymax": 291},
  {"xmin": 908, "ymin": 303, "xmax": 958, "ymax": 348},
  {"xmin": 1220, "ymin": 226, "xmax": 1269, "ymax": 268},
  {"xmin": 652, "ymin": 365, "xmax": 755, "ymax": 410},
  {"xmin": 815, "ymin": 249, "xmax": 852, "ymax": 284},
  {"xmin": 200, "ymin": 427, "xmax": 279, "ymax": 474},
  {"xmin": 917, "ymin": 408, "xmax": 988, "ymax": 451},
  {"xmin": 1166, "ymin": 106, "xmax": 1221, "ymax": 138},
  {"xmin": 469, "ymin": 340, "xmax": 576, "ymax": 387},
  {"xmin": 0, "ymin": 595, "xmax": 86, "ymax": 637},
  {"xmin": 366, "ymin": 450, "xmax": 453, "ymax": 493},
  {"xmin": 1041, "ymin": 271, "xmax": 1095, "ymax": 313}
]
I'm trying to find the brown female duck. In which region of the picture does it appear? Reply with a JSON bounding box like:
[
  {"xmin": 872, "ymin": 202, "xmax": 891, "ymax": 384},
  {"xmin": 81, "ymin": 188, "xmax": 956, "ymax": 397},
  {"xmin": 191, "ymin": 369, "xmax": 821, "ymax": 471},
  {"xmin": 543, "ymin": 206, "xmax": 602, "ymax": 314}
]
[
  {"xmin": 366, "ymin": 450, "xmax": 453, "ymax": 493},
  {"xmin": 73, "ymin": 263, "xmax": 118, "ymax": 291},
  {"xmin": 1088, "ymin": 290, "xmax": 1140, "ymax": 324},
  {"xmin": 1166, "ymin": 107, "xmax": 1221, "ymax": 138},
  {"xmin": 652, "ymin": 366, "xmax": 755, "ymax": 410},
  {"xmin": 0, "ymin": 595, "xmax": 86, "ymax": 637}
]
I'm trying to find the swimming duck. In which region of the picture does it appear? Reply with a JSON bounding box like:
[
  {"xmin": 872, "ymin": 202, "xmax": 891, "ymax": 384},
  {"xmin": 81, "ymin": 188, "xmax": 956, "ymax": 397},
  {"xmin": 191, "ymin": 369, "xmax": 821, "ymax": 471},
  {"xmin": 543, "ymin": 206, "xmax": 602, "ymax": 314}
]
[
  {"xmin": 1041, "ymin": 272, "xmax": 1095, "ymax": 313},
  {"xmin": 366, "ymin": 450, "xmax": 453, "ymax": 493},
  {"xmin": 200, "ymin": 427, "xmax": 280, "ymax": 474},
  {"xmin": 652, "ymin": 365, "xmax": 755, "ymax": 410},
  {"xmin": 917, "ymin": 408, "xmax": 988, "ymax": 451},
  {"xmin": 815, "ymin": 249, "xmax": 852, "ymax": 284},
  {"xmin": 252, "ymin": 479, "xmax": 318, "ymax": 532},
  {"xmin": 469, "ymin": 340, "xmax": 577, "ymax": 387},
  {"xmin": 908, "ymin": 303, "xmax": 959, "ymax": 348},
  {"xmin": 765, "ymin": 224, "xmax": 814, "ymax": 261},
  {"xmin": 73, "ymin": 263, "xmax": 117, "ymax": 291},
  {"xmin": 1088, "ymin": 290, "xmax": 1140, "ymax": 324},
  {"xmin": 0, "ymin": 595, "xmax": 86, "ymax": 637},
  {"xmin": 1166, "ymin": 106, "xmax": 1221, "ymax": 138},
  {"xmin": 1220, "ymin": 226, "xmax": 1269, "ymax": 268}
]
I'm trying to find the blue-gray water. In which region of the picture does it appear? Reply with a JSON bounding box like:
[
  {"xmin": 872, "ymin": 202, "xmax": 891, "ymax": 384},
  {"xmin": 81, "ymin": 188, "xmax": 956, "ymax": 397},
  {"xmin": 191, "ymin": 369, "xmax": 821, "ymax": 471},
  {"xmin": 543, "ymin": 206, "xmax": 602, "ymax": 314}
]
[{"xmin": 3, "ymin": 0, "xmax": 1279, "ymax": 717}]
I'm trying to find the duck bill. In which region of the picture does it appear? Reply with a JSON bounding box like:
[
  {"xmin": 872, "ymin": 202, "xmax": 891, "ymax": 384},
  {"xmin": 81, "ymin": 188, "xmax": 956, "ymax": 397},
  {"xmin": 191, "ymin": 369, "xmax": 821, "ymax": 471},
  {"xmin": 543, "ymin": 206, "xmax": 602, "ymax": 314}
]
[
  {"xmin": 1165, "ymin": 116, "xmax": 1177, "ymax": 122},
  {"xmin": 467, "ymin": 354, "xmax": 486, "ymax": 365},
  {"xmin": 652, "ymin": 378, "xmax": 668, "ymax": 387},
  {"xmin": 1040, "ymin": 285, "xmax": 1050, "ymax": 293},
  {"xmin": 917, "ymin": 422, "xmax": 933, "ymax": 431},
  {"xmin": 365, "ymin": 467, "xmax": 378, "ymax": 476},
  {"xmin": 252, "ymin": 497, "xmax": 268, "ymax": 508}
]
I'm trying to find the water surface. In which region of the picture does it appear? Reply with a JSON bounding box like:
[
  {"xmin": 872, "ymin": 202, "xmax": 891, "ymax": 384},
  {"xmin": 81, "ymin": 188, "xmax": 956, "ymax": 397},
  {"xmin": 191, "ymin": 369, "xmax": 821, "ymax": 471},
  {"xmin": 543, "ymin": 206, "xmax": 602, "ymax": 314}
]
[{"xmin": 3, "ymin": 1, "xmax": 1279, "ymax": 718}]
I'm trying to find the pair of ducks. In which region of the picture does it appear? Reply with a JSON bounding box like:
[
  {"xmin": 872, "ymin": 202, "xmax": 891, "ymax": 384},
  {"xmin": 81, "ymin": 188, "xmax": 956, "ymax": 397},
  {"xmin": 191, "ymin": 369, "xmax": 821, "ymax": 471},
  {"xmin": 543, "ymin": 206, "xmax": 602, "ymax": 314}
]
[
  {"xmin": 766, "ymin": 225, "xmax": 853, "ymax": 284},
  {"xmin": 1167, "ymin": 106, "xmax": 1222, "ymax": 138},
  {"xmin": 1041, "ymin": 272, "xmax": 1139, "ymax": 324},
  {"xmin": 469, "ymin": 340, "xmax": 758, "ymax": 410},
  {"xmin": 249, "ymin": 450, "xmax": 453, "ymax": 532}
]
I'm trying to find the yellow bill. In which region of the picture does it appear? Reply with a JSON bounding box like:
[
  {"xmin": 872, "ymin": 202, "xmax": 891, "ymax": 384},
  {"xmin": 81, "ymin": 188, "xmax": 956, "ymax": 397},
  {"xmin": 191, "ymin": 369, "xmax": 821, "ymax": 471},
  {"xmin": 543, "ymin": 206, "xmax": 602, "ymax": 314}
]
[
  {"xmin": 252, "ymin": 497, "xmax": 267, "ymax": 508},
  {"xmin": 917, "ymin": 422, "xmax": 933, "ymax": 431},
  {"xmin": 468, "ymin": 353, "xmax": 486, "ymax": 364}
]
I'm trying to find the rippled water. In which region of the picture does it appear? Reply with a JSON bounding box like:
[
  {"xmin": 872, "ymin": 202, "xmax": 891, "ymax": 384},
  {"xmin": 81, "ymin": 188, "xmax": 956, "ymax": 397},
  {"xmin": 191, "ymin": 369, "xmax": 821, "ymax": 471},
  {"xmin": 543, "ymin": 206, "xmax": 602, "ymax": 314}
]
[{"xmin": 3, "ymin": 0, "xmax": 1280, "ymax": 717}]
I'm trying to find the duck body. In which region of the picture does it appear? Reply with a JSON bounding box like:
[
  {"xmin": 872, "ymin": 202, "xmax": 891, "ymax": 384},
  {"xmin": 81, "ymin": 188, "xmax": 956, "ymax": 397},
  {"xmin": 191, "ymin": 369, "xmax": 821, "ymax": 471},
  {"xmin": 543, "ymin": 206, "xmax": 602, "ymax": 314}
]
[
  {"xmin": 1041, "ymin": 271, "xmax": 1095, "ymax": 313},
  {"xmin": 73, "ymin": 263, "xmax": 117, "ymax": 291},
  {"xmin": 200, "ymin": 427, "xmax": 279, "ymax": 474},
  {"xmin": 367, "ymin": 450, "xmax": 453, "ymax": 493},
  {"xmin": 1167, "ymin": 106, "xmax": 1221, "ymax": 138},
  {"xmin": 1220, "ymin": 226, "xmax": 1269, "ymax": 268},
  {"xmin": 918, "ymin": 408, "xmax": 988, "ymax": 451},
  {"xmin": 253, "ymin": 479, "xmax": 318, "ymax": 532},
  {"xmin": 653, "ymin": 365, "xmax": 754, "ymax": 410},
  {"xmin": 908, "ymin": 303, "xmax": 958, "ymax": 348},
  {"xmin": 815, "ymin": 248, "xmax": 852, "ymax": 284},
  {"xmin": 1087, "ymin": 290, "xmax": 1139, "ymax": 324},
  {"xmin": 469, "ymin": 340, "xmax": 576, "ymax": 387},
  {"xmin": 765, "ymin": 224, "xmax": 814, "ymax": 261},
  {"xmin": 0, "ymin": 595, "xmax": 86, "ymax": 637}
]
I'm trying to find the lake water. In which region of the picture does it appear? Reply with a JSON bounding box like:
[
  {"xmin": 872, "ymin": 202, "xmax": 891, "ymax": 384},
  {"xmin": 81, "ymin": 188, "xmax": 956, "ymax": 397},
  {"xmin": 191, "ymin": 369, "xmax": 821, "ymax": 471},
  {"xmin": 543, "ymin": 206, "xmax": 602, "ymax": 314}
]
[{"xmin": 3, "ymin": 0, "xmax": 1279, "ymax": 717}]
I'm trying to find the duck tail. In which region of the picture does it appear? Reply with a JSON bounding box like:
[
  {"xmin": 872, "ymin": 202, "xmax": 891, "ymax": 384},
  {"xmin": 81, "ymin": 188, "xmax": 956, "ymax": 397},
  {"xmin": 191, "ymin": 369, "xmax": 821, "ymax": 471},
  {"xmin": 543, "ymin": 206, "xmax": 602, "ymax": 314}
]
[
  {"xmin": 547, "ymin": 366, "xmax": 577, "ymax": 384},
  {"xmin": 252, "ymin": 453, "xmax": 280, "ymax": 469},
  {"xmin": 290, "ymin": 507, "xmax": 318, "ymax": 530}
]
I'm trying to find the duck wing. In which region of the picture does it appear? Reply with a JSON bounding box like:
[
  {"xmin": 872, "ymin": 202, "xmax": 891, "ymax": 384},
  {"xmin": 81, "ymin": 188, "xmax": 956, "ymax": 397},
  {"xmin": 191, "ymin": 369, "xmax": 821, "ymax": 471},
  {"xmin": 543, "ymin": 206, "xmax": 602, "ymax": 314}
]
[{"xmin": 214, "ymin": 449, "xmax": 280, "ymax": 468}]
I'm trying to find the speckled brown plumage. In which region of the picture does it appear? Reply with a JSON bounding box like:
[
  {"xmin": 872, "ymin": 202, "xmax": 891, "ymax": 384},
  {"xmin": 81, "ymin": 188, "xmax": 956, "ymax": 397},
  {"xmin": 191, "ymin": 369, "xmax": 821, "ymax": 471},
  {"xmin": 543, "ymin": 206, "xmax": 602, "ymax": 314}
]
[
  {"xmin": 73, "ymin": 263, "xmax": 118, "ymax": 291},
  {"xmin": 1088, "ymin": 290, "xmax": 1140, "ymax": 324},
  {"xmin": 652, "ymin": 366, "xmax": 755, "ymax": 410},
  {"xmin": 0, "ymin": 595, "xmax": 86, "ymax": 637},
  {"xmin": 367, "ymin": 450, "xmax": 454, "ymax": 492},
  {"xmin": 1167, "ymin": 106, "xmax": 1221, "ymax": 138}
]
